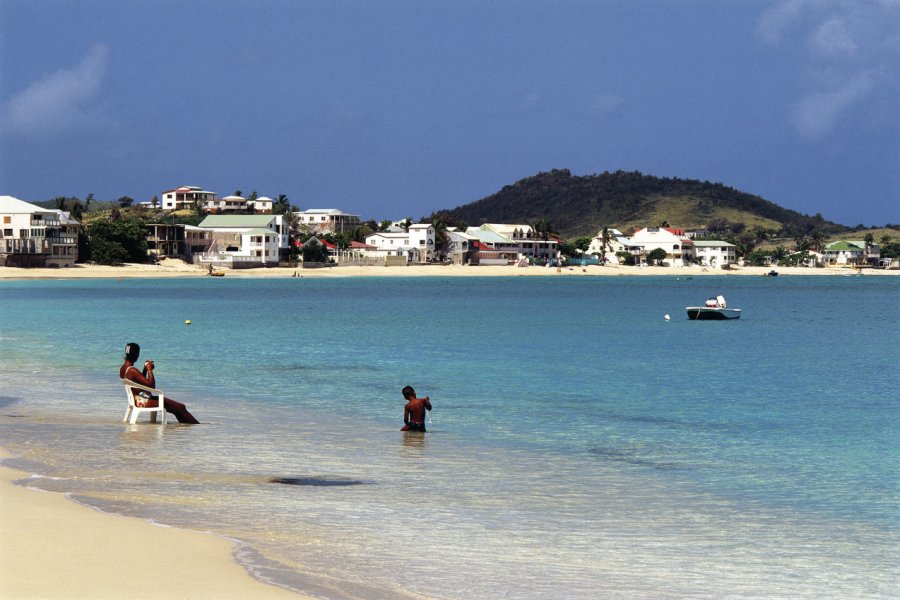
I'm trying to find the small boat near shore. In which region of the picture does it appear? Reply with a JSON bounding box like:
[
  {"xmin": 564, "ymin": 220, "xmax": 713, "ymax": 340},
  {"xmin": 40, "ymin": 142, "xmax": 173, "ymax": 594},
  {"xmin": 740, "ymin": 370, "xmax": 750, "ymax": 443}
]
[{"xmin": 686, "ymin": 295, "xmax": 741, "ymax": 320}]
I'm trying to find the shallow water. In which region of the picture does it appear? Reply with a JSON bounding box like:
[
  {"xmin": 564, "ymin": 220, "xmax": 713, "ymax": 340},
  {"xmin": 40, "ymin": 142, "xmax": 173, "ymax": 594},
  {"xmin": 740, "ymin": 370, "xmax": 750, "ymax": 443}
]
[{"xmin": 1, "ymin": 276, "xmax": 898, "ymax": 598}]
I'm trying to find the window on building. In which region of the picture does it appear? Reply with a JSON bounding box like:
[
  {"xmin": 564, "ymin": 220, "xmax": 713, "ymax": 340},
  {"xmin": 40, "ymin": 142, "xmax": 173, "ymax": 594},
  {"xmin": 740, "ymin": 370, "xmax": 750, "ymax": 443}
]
[
  {"xmin": 3, "ymin": 216, "xmax": 10, "ymax": 224},
  {"xmin": 4, "ymin": 229, "xmax": 12, "ymax": 237}
]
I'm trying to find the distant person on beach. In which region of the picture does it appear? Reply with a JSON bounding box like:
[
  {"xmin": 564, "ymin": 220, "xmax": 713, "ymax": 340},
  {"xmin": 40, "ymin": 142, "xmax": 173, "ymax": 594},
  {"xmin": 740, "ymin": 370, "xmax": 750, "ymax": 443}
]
[
  {"xmin": 400, "ymin": 386, "xmax": 431, "ymax": 432},
  {"xmin": 119, "ymin": 342, "xmax": 200, "ymax": 424}
]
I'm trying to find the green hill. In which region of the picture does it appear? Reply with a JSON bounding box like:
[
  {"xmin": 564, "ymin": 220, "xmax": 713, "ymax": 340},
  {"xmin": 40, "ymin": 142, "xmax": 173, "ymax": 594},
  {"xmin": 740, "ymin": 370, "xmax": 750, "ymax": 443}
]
[{"xmin": 437, "ymin": 169, "xmax": 846, "ymax": 238}]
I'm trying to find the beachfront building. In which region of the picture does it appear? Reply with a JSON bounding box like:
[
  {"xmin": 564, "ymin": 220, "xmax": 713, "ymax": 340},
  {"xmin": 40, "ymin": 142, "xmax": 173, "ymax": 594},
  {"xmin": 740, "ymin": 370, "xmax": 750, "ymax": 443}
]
[
  {"xmin": 196, "ymin": 214, "xmax": 289, "ymax": 268},
  {"xmin": 586, "ymin": 228, "xmax": 628, "ymax": 263},
  {"xmin": 626, "ymin": 227, "xmax": 695, "ymax": 267},
  {"xmin": 295, "ymin": 209, "xmax": 360, "ymax": 234},
  {"xmin": 692, "ymin": 240, "xmax": 737, "ymax": 268},
  {"xmin": 0, "ymin": 196, "xmax": 80, "ymax": 268},
  {"xmin": 145, "ymin": 224, "xmax": 212, "ymax": 260},
  {"xmin": 465, "ymin": 224, "xmax": 559, "ymax": 264},
  {"xmin": 364, "ymin": 231, "xmax": 419, "ymax": 263},
  {"xmin": 444, "ymin": 228, "xmax": 479, "ymax": 264},
  {"xmin": 161, "ymin": 186, "xmax": 217, "ymax": 211},
  {"xmin": 407, "ymin": 224, "xmax": 436, "ymax": 262},
  {"xmin": 822, "ymin": 240, "xmax": 879, "ymax": 266}
]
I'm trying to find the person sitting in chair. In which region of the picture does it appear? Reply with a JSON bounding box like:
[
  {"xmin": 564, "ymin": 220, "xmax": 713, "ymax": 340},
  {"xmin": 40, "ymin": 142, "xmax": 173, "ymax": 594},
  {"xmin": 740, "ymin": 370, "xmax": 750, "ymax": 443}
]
[{"xmin": 119, "ymin": 342, "xmax": 199, "ymax": 424}]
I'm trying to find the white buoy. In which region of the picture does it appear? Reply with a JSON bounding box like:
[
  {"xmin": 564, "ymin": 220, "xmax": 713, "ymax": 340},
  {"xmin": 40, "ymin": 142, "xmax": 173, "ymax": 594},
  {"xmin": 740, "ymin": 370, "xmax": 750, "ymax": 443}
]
[{"xmin": 664, "ymin": 314, "xmax": 670, "ymax": 321}]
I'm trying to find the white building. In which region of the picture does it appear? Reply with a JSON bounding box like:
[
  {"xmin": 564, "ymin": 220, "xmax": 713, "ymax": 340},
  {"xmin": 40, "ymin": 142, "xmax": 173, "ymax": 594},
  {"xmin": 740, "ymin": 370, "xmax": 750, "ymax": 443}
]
[
  {"xmin": 586, "ymin": 228, "xmax": 627, "ymax": 263},
  {"xmin": 295, "ymin": 209, "xmax": 360, "ymax": 234},
  {"xmin": 465, "ymin": 224, "xmax": 559, "ymax": 263},
  {"xmin": 196, "ymin": 214, "xmax": 289, "ymax": 267},
  {"xmin": 0, "ymin": 196, "xmax": 79, "ymax": 267},
  {"xmin": 407, "ymin": 224, "xmax": 436, "ymax": 262},
  {"xmin": 364, "ymin": 231, "xmax": 418, "ymax": 262},
  {"xmin": 444, "ymin": 228, "xmax": 479, "ymax": 264},
  {"xmin": 822, "ymin": 240, "xmax": 879, "ymax": 266},
  {"xmin": 161, "ymin": 186, "xmax": 217, "ymax": 211},
  {"xmin": 692, "ymin": 240, "xmax": 737, "ymax": 268},
  {"xmin": 250, "ymin": 196, "xmax": 273, "ymax": 213},
  {"xmin": 204, "ymin": 195, "xmax": 248, "ymax": 213},
  {"xmin": 626, "ymin": 227, "xmax": 695, "ymax": 266}
]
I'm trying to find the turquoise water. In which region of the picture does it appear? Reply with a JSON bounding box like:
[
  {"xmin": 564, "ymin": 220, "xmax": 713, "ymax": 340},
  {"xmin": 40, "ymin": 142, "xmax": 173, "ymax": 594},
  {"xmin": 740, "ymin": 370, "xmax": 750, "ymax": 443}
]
[{"xmin": 1, "ymin": 275, "xmax": 897, "ymax": 598}]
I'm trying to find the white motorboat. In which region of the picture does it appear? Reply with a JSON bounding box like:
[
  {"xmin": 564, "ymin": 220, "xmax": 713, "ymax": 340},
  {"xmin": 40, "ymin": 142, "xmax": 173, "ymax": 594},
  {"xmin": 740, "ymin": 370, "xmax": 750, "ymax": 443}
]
[{"xmin": 686, "ymin": 295, "xmax": 742, "ymax": 320}]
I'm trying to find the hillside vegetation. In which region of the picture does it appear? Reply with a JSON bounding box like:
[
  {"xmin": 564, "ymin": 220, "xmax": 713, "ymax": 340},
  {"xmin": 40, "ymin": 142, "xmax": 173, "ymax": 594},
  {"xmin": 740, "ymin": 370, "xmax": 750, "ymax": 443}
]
[{"xmin": 438, "ymin": 169, "xmax": 845, "ymax": 238}]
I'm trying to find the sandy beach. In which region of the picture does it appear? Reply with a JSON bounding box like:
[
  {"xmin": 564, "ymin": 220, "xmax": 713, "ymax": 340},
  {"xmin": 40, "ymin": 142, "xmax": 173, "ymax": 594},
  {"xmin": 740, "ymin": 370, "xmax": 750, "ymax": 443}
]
[
  {"xmin": 0, "ymin": 448, "xmax": 309, "ymax": 599},
  {"xmin": 0, "ymin": 259, "xmax": 895, "ymax": 279}
]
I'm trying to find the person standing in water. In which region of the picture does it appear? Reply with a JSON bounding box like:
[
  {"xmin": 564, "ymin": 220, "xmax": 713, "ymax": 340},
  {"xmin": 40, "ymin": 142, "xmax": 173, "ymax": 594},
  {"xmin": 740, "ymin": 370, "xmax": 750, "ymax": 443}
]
[
  {"xmin": 400, "ymin": 385, "xmax": 431, "ymax": 432},
  {"xmin": 119, "ymin": 342, "xmax": 200, "ymax": 424}
]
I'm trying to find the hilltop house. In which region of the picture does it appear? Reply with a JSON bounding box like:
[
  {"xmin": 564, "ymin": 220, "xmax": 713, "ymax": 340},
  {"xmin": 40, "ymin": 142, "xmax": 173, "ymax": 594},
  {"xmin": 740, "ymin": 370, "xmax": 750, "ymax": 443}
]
[
  {"xmin": 196, "ymin": 214, "xmax": 289, "ymax": 267},
  {"xmin": 692, "ymin": 240, "xmax": 737, "ymax": 268},
  {"xmin": 295, "ymin": 209, "xmax": 360, "ymax": 234},
  {"xmin": 0, "ymin": 196, "xmax": 80, "ymax": 267},
  {"xmin": 161, "ymin": 186, "xmax": 217, "ymax": 211}
]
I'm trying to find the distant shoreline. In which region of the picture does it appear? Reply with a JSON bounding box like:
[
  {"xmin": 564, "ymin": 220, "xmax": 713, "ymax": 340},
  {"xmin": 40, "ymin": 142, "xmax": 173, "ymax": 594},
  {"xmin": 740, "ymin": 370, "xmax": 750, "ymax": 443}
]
[{"xmin": 0, "ymin": 260, "xmax": 897, "ymax": 280}]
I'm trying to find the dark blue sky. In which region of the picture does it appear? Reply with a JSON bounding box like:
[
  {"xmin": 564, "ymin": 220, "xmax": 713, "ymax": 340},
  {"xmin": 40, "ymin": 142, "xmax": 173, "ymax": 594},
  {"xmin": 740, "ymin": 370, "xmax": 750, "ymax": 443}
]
[{"xmin": 2, "ymin": 0, "xmax": 898, "ymax": 226}]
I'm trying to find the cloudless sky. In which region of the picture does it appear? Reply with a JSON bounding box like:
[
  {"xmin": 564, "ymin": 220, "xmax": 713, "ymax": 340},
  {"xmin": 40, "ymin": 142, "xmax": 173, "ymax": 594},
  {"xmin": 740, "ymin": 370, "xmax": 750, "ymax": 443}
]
[{"xmin": 1, "ymin": 0, "xmax": 898, "ymax": 226}]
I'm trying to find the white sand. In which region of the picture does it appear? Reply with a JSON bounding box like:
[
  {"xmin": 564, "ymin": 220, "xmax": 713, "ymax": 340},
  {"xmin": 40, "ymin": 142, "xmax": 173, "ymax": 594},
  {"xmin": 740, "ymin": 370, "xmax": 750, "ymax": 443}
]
[
  {"xmin": 1, "ymin": 259, "xmax": 894, "ymax": 279},
  {"xmin": 0, "ymin": 449, "xmax": 309, "ymax": 599}
]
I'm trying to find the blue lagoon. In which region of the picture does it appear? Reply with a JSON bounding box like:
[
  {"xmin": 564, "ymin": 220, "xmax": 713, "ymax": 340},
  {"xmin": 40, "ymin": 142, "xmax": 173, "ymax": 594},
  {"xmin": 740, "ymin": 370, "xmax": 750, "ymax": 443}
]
[{"xmin": 1, "ymin": 275, "xmax": 898, "ymax": 598}]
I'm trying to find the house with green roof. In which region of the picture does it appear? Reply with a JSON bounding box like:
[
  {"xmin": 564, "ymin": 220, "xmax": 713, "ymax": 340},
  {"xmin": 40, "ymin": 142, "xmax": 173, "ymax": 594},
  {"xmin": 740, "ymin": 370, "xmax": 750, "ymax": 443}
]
[
  {"xmin": 822, "ymin": 240, "xmax": 879, "ymax": 266},
  {"xmin": 196, "ymin": 214, "xmax": 289, "ymax": 268}
]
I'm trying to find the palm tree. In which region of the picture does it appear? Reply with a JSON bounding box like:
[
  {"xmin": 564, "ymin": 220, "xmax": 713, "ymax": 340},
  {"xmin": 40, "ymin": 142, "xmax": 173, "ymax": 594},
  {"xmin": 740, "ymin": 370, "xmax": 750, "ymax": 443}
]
[
  {"xmin": 599, "ymin": 227, "xmax": 612, "ymax": 264},
  {"xmin": 864, "ymin": 232, "xmax": 875, "ymax": 263},
  {"xmin": 809, "ymin": 229, "xmax": 826, "ymax": 253},
  {"xmin": 531, "ymin": 219, "xmax": 554, "ymax": 262},
  {"xmin": 880, "ymin": 233, "xmax": 892, "ymax": 247},
  {"xmin": 431, "ymin": 218, "xmax": 449, "ymax": 261},
  {"xmin": 793, "ymin": 232, "xmax": 810, "ymax": 253}
]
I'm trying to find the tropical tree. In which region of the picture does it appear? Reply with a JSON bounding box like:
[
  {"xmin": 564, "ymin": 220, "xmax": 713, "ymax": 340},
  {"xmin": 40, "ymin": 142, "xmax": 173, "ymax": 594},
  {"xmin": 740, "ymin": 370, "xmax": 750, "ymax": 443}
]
[
  {"xmin": 272, "ymin": 194, "xmax": 293, "ymax": 216},
  {"xmin": 531, "ymin": 219, "xmax": 555, "ymax": 262},
  {"xmin": 598, "ymin": 227, "xmax": 613, "ymax": 264},
  {"xmin": 350, "ymin": 225, "xmax": 373, "ymax": 244},
  {"xmin": 880, "ymin": 233, "xmax": 892, "ymax": 247},
  {"xmin": 87, "ymin": 219, "xmax": 148, "ymax": 265},
  {"xmin": 430, "ymin": 218, "xmax": 449, "ymax": 260},
  {"xmin": 647, "ymin": 247, "xmax": 668, "ymax": 265},
  {"xmin": 772, "ymin": 246, "xmax": 788, "ymax": 261},
  {"xmin": 809, "ymin": 229, "xmax": 826, "ymax": 253},
  {"xmin": 735, "ymin": 230, "xmax": 758, "ymax": 257},
  {"xmin": 117, "ymin": 196, "xmax": 134, "ymax": 208},
  {"xmin": 150, "ymin": 196, "xmax": 159, "ymax": 210},
  {"xmin": 793, "ymin": 232, "xmax": 810, "ymax": 253}
]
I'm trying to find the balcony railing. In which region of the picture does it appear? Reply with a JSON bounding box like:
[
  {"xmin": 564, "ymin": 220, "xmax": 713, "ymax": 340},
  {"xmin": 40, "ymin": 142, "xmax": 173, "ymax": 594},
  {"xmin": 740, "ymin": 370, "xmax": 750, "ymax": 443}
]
[{"xmin": 2, "ymin": 238, "xmax": 50, "ymax": 254}]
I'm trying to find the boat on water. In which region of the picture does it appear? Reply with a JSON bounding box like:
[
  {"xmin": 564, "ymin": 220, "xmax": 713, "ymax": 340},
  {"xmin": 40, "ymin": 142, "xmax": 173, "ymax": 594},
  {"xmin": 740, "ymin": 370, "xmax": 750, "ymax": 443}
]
[
  {"xmin": 763, "ymin": 269, "xmax": 778, "ymax": 277},
  {"xmin": 686, "ymin": 295, "xmax": 742, "ymax": 320}
]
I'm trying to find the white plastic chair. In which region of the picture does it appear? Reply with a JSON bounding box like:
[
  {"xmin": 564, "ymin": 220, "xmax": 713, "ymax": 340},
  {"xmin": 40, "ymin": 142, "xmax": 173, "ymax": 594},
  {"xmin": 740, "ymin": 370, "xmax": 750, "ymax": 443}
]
[{"xmin": 121, "ymin": 378, "xmax": 167, "ymax": 425}]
